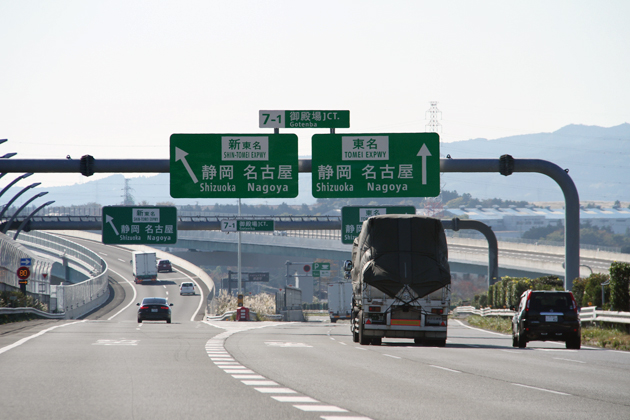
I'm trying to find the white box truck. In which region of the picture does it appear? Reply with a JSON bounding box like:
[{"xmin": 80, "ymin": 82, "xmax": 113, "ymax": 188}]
[
  {"xmin": 328, "ymin": 282, "xmax": 353, "ymax": 323},
  {"xmin": 132, "ymin": 251, "xmax": 158, "ymax": 284},
  {"xmin": 345, "ymin": 215, "xmax": 451, "ymax": 346}
]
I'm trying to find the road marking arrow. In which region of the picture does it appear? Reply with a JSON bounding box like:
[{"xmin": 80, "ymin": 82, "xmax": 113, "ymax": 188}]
[
  {"xmin": 417, "ymin": 143, "xmax": 432, "ymax": 185},
  {"xmin": 105, "ymin": 214, "xmax": 119, "ymax": 236},
  {"xmin": 175, "ymin": 147, "xmax": 198, "ymax": 184}
]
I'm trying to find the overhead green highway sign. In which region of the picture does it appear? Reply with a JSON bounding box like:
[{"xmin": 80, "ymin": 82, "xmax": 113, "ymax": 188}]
[
  {"xmin": 102, "ymin": 206, "xmax": 177, "ymax": 244},
  {"xmin": 259, "ymin": 110, "xmax": 350, "ymax": 129},
  {"xmin": 220, "ymin": 219, "xmax": 275, "ymax": 232},
  {"xmin": 312, "ymin": 262, "xmax": 331, "ymax": 278},
  {"xmin": 341, "ymin": 205, "xmax": 416, "ymax": 244},
  {"xmin": 170, "ymin": 134, "xmax": 298, "ymax": 199},
  {"xmin": 312, "ymin": 133, "xmax": 440, "ymax": 198}
]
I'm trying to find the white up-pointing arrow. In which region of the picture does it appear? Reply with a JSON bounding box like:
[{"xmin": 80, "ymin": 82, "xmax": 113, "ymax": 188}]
[
  {"xmin": 175, "ymin": 147, "xmax": 198, "ymax": 184},
  {"xmin": 417, "ymin": 143, "xmax": 432, "ymax": 185},
  {"xmin": 105, "ymin": 214, "xmax": 119, "ymax": 236}
]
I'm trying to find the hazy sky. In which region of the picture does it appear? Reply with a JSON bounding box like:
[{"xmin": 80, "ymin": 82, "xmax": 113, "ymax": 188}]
[{"xmin": 1, "ymin": 0, "xmax": 628, "ymax": 191}]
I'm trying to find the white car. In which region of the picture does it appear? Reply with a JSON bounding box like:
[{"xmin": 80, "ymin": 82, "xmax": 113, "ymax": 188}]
[{"xmin": 180, "ymin": 282, "xmax": 195, "ymax": 295}]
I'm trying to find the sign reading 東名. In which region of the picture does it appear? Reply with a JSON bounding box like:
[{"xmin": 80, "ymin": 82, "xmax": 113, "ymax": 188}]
[
  {"xmin": 340, "ymin": 205, "xmax": 416, "ymax": 244},
  {"xmin": 259, "ymin": 110, "xmax": 350, "ymax": 129},
  {"xmin": 170, "ymin": 134, "xmax": 298, "ymax": 199},
  {"xmin": 220, "ymin": 219, "xmax": 275, "ymax": 232},
  {"xmin": 311, "ymin": 133, "xmax": 440, "ymax": 198},
  {"xmin": 312, "ymin": 262, "xmax": 331, "ymax": 278},
  {"xmin": 102, "ymin": 206, "xmax": 178, "ymax": 245}
]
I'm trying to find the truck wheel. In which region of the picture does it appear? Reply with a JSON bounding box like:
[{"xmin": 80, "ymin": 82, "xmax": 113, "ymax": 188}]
[
  {"xmin": 352, "ymin": 319, "xmax": 359, "ymax": 342},
  {"xmin": 331, "ymin": 319, "xmax": 337, "ymax": 323},
  {"xmin": 414, "ymin": 338, "xmax": 423, "ymax": 345},
  {"xmin": 358, "ymin": 311, "xmax": 370, "ymax": 346},
  {"xmin": 518, "ymin": 332, "xmax": 527, "ymax": 348},
  {"xmin": 434, "ymin": 338, "xmax": 446, "ymax": 347},
  {"xmin": 566, "ymin": 335, "xmax": 581, "ymax": 349},
  {"xmin": 512, "ymin": 332, "xmax": 518, "ymax": 347}
]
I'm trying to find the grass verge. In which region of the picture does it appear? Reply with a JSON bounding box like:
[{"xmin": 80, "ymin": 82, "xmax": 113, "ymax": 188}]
[{"xmin": 465, "ymin": 315, "xmax": 630, "ymax": 351}]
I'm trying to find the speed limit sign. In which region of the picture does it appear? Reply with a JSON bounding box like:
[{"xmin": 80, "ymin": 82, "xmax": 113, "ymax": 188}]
[{"xmin": 17, "ymin": 266, "xmax": 30, "ymax": 284}]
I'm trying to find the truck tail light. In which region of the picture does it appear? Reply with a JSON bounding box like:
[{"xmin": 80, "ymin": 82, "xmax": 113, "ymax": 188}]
[
  {"xmin": 369, "ymin": 306, "xmax": 381, "ymax": 312},
  {"xmin": 431, "ymin": 308, "xmax": 444, "ymax": 315}
]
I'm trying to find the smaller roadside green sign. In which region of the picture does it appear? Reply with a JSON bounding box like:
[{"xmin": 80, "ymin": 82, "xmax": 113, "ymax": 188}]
[
  {"xmin": 341, "ymin": 206, "xmax": 416, "ymax": 244},
  {"xmin": 312, "ymin": 262, "xmax": 331, "ymax": 278},
  {"xmin": 102, "ymin": 206, "xmax": 177, "ymax": 245},
  {"xmin": 259, "ymin": 110, "xmax": 350, "ymax": 129},
  {"xmin": 221, "ymin": 219, "xmax": 275, "ymax": 232}
]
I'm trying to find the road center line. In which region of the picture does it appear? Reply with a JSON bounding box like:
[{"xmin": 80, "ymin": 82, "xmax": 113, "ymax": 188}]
[
  {"xmin": 429, "ymin": 365, "xmax": 461, "ymax": 373},
  {"xmin": 383, "ymin": 354, "xmax": 401, "ymax": 359},
  {"xmin": 553, "ymin": 357, "xmax": 586, "ymax": 364}
]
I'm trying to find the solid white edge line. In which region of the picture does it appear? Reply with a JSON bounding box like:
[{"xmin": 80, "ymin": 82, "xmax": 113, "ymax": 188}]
[
  {"xmin": 454, "ymin": 319, "xmax": 508, "ymax": 336},
  {"xmin": 107, "ymin": 267, "xmax": 137, "ymax": 321},
  {"xmin": 0, "ymin": 320, "xmax": 85, "ymax": 355},
  {"xmin": 175, "ymin": 267, "xmax": 205, "ymax": 322}
]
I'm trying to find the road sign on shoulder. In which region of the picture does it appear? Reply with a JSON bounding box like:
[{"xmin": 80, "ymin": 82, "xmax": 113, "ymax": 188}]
[
  {"xmin": 17, "ymin": 266, "xmax": 30, "ymax": 281},
  {"xmin": 170, "ymin": 134, "xmax": 298, "ymax": 199},
  {"xmin": 20, "ymin": 258, "xmax": 32, "ymax": 267},
  {"xmin": 259, "ymin": 110, "xmax": 350, "ymax": 129},
  {"xmin": 341, "ymin": 205, "xmax": 416, "ymax": 244},
  {"xmin": 312, "ymin": 133, "xmax": 440, "ymax": 198},
  {"xmin": 220, "ymin": 219, "xmax": 274, "ymax": 232},
  {"xmin": 312, "ymin": 262, "xmax": 331, "ymax": 278},
  {"xmin": 102, "ymin": 206, "xmax": 177, "ymax": 245}
]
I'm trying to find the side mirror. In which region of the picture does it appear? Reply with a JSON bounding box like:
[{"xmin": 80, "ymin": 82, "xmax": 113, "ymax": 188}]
[
  {"xmin": 343, "ymin": 260, "xmax": 353, "ymax": 272},
  {"xmin": 136, "ymin": 303, "xmax": 140, "ymax": 306},
  {"xmin": 170, "ymin": 303, "xmax": 174, "ymax": 307}
]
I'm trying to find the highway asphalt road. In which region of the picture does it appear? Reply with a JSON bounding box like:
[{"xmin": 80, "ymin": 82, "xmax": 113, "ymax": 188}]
[{"xmin": 1, "ymin": 240, "xmax": 629, "ymax": 420}]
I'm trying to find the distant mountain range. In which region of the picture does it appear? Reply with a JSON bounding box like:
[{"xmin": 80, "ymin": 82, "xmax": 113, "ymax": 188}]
[{"xmin": 4, "ymin": 123, "xmax": 629, "ymax": 207}]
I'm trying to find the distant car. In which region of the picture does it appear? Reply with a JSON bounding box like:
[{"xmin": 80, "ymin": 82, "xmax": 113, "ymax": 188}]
[
  {"xmin": 512, "ymin": 290, "xmax": 581, "ymax": 349},
  {"xmin": 180, "ymin": 282, "xmax": 195, "ymax": 296},
  {"xmin": 137, "ymin": 297, "xmax": 173, "ymax": 323},
  {"xmin": 157, "ymin": 259, "xmax": 173, "ymax": 273}
]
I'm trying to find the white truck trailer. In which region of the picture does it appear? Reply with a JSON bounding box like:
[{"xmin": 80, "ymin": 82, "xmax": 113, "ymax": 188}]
[
  {"xmin": 328, "ymin": 281, "xmax": 353, "ymax": 323},
  {"xmin": 132, "ymin": 251, "xmax": 158, "ymax": 284},
  {"xmin": 345, "ymin": 215, "xmax": 451, "ymax": 346}
]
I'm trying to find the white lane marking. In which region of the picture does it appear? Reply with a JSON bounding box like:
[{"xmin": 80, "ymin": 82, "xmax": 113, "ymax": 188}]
[
  {"xmin": 93, "ymin": 339, "xmax": 139, "ymax": 346},
  {"xmin": 535, "ymin": 349, "xmax": 577, "ymax": 352},
  {"xmin": 223, "ymin": 369, "xmax": 255, "ymax": 374},
  {"xmin": 0, "ymin": 321, "xmax": 85, "ymax": 355},
  {"xmin": 163, "ymin": 285, "xmax": 167, "ymax": 289},
  {"xmin": 107, "ymin": 267, "xmax": 137, "ymax": 321},
  {"xmin": 232, "ymin": 375, "xmax": 266, "ymax": 379},
  {"xmin": 454, "ymin": 319, "xmax": 508, "ymax": 336},
  {"xmin": 294, "ymin": 405, "xmax": 347, "ymax": 412},
  {"xmin": 383, "ymin": 354, "xmax": 401, "ymax": 359},
  {"xmin": 339, "ymin": 342, "xmax": 347, "ymax": 346},
  {"xmin": 272, "ymin": 396, "xmax": 319, "ymax": 403},
  {"xmin": 265, "ymin": 341, "xmax": 312, "ymax": 348},
  {"xmin": 355, "ymin": 347, "xmax": 367, "ymax": 350},
  {"xmin": 429, "ymin": 365, "xmax": 461, "ymax": 373},
  {"xmin": 321, "ymin": 417, "xmax": 373, "ymax": 420},
  {"xmin": 99, "ymin": 252, "xmax": 108, "ymax": 256},
  {"xmin": 117, "ymin": 258, "xmax": 126, "ymax": 262},
  {"xmin": 241, "ymin": 380, "xmax": 279, "ymax": 386},
  {"xmin": 254, "ymin": 387, "xmax": 297, "ymax": 394},
  {"xmin": 553, "ymin": 357, "xmax": 586, "ymax": 364},
  {"xmin": 512, "ymin": 383, "xmax": 570, "ymax": 396}
]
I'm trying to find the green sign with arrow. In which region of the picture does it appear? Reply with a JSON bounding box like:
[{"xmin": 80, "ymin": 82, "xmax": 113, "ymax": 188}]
[
  {"xmin": 170, "ymin": 134, "xmax": 299, "ymax": 199},
  {"xmin": 312, "ymin": 133, "xmax": 440, "ymax": 198},
  {"xmin": 102, "ymin": 206, "xmax": 178, "ymax": 244}
]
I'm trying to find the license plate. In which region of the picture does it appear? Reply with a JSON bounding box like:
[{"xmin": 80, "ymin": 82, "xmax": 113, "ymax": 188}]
[
  {"xmin": 151, "ymin": 309, "xmax": 158, "ymax": 313},
  {"xmin": 545, "ymin": 315, "xmax": 558, "ymax": 322}
]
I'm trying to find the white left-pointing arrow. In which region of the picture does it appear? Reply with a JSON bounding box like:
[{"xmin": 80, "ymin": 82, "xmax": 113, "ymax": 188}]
[
  {"xmin": 105, "ymin": 214, "xmax": 119, "ymax": 236},
  {"xmin": 175, "ymin": 147, "xmax": 198, "ymax": 184},
  {"xmin": 417, "ymin": 143, "xmax": 432, "ymax": 185}
]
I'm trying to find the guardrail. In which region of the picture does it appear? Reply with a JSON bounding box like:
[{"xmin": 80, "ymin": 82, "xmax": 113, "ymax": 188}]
[
  {"xmin": 454, "ymin": 305, "xmax": 630, "ymax": 325},
  {"xmin": 0, "ymin": 306, "xmax": 65, "ymax": 319}
]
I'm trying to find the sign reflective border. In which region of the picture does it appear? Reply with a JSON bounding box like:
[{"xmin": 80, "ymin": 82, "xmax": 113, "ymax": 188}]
[{"xmin": 259, "ymin": 110, "xmax": 350, "ymax": 129}]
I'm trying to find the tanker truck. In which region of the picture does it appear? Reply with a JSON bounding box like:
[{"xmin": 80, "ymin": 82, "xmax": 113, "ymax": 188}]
[{"xmin": 344, "ymin": 215, "xmax": 451, "ymax": 346}]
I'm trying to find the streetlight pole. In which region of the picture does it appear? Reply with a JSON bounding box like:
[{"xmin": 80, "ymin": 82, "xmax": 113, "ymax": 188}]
[
  {"xmin": 2, "ymin": 192, "xmax": 49, "ymax": 234},
  {"xmin": 0, "ymin": 182, "xmax": 41, "ymax": 221},
  {"xmin": 13, "ymin": 200, "xmax": 55, "ymax": 240}
]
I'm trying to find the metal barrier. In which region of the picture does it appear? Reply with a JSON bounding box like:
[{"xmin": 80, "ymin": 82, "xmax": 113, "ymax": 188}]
[
  {"xmin": 0, "ymin": 232, "xmax": 53, "ymax": 295},
  {"xmin": 454, "ymin": 305, "xmax": 630, "ymax": 325}
]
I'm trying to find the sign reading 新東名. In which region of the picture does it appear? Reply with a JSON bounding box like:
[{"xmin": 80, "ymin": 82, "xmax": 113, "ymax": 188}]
[
  {"xmin": 311, "ymin": 133, "xmax": 440, "ymax": 198},
  {"xmin": 340, "ymin": 205, "xmax": 416, "ymax": 244},
  {"xmin": 259, "ymin": 110, "xmax": 350, "ymax": 129},
  {"xmin": 220, "ymin": 219, "xmax": 275, "ymax": 232},
  {"xmin": 102, "ymin": 206, "xmax": 177, "ymax": 245},
  {"xmin": 170, "ymin": 134, "xmax": 298, "ymax": 199},
  {"xmin": 312, "ymin": 262, "xmax": 331, "ymax": 278}
]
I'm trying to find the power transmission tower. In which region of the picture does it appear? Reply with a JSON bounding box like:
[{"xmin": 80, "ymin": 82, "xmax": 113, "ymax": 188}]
[
  {"xmin": 122, "ymin": 178, "xmax": 135, "ymax": 205},
  {"xmin": 425, "ymin": 101, "xmax": 442, "ymax": 134}
]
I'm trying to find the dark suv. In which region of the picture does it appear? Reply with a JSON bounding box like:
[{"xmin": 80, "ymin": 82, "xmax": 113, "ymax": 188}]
[{"xmin": 512, "ymin": 290, "xmax": 581, "ymax": 349}]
